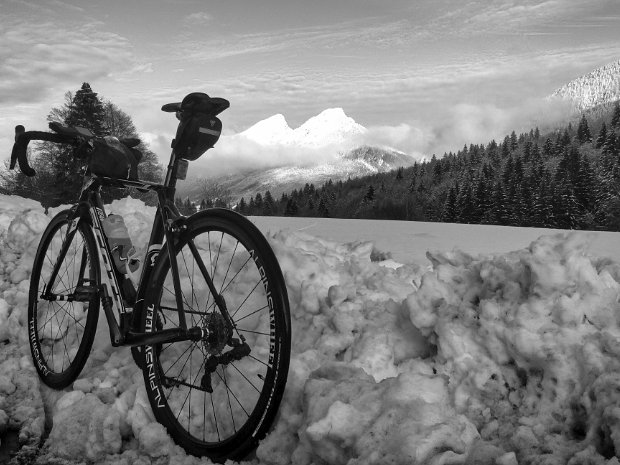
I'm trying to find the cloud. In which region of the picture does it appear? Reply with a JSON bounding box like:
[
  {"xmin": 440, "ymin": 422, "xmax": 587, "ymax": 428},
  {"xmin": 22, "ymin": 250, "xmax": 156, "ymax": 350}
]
[
  {"xmin": 190, "ymin": 135, "xmax": 354, "ymax": 178},
  {"xmin": 184, "ymin": 12, "xmax": 213, "ymax": 25},
  {"xmin": 180, "ymin": 93, "xmax": 573, "ymax": 179},
  {"xmin": 0, "ymin": 20, "xmax": 140, "ymax": 106}
]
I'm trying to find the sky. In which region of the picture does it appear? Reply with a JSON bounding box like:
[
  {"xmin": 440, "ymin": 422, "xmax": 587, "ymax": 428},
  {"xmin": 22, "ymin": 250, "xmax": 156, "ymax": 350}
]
[{"xmin": 2, "ymin": 0, "xmax": 620, "ymax": 171}]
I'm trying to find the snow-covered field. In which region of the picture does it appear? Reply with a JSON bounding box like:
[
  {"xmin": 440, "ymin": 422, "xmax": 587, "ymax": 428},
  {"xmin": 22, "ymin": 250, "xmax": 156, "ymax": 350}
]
[{"xmin": 1, "ymin": 194, "xmax": 620, "ymax": 464}]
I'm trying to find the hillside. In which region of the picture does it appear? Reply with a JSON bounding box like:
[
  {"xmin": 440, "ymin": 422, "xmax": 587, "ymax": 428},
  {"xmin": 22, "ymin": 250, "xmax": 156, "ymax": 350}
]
[
  {"xmin": 234, "ymin": 103, "xmax": 620, "ymax": 232},
  {"xmin": 551, "ymin": 59, "xmax": 620, "ymax": 113},
  {"xmin": 178, "ymin": 145, "xmax": 416, "ymax": 203}
]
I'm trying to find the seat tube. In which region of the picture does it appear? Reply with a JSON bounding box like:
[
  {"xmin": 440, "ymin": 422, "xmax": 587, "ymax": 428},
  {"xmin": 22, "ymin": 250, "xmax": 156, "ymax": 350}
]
[{"xmin": 158, "ymin": 190, "xmax": 188, "ymax": 330}]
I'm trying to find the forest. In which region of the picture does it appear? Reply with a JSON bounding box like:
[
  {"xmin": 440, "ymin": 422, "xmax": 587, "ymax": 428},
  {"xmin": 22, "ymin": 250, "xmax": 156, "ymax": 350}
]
[
  {"xmin": 224, "ymin": 103, "xmax": 620, "ymax": 231},
  {"xmin": 4, "ymin": 83, "xmax": 620, "ymax": 232}
]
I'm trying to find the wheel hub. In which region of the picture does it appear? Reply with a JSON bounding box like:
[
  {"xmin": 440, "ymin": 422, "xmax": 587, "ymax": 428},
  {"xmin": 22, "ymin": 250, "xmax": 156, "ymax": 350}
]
[{"xmin": 203, "ymin": 312, "xmax": 232, "ymax": 354}]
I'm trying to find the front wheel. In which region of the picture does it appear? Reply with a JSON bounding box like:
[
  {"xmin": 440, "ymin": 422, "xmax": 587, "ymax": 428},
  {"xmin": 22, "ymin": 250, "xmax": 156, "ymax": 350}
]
[
  {"xmin": 141, "ymin": 209, "xmax": 291, "ymax": 462},
  {"xmin": 28, "ymin": 210, "xmax": 100, "ymax": 388}
]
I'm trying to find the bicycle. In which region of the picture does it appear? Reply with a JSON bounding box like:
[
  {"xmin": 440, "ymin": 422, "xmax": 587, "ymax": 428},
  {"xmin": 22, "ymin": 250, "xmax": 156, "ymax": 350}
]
[{"xmin": 10, "ymin": 92, "xmax": 291, "ymax": 462}]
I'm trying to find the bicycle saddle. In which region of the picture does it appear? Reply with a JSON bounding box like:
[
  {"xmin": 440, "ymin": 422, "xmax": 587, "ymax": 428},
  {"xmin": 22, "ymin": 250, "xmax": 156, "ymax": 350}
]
[{"xmin": 161, "ymin": 92, "xmax": 229, "ymax": 116}]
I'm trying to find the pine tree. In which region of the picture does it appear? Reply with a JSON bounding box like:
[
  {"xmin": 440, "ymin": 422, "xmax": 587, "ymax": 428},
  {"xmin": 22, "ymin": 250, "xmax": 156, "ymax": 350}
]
[
  {"xmin": 577, "ymin": 114, "xmax": 592, "ymax": 143},
  {"xmin": 285, "ymin": 198, "xmax": 298, "ymax": 216},
  {"xmin": 64, "ymin": 83, "xmax": 107, "ymax": 136},
  {"xmin": 612, "ymin": 101, "xmax": 620, "ymax": 128},
  {"xmin": 263, "ymin": 190, "xmax": 275, "ymax": 216},
  {"xmin": 596, "ymin": 122, "xmax": 608, "ymax": 148},
  {"xmin": 491, "ymin": 182, "xmax": 509, "ymax": 225},
  {"xmin": 317, "ymin": 198, "xmax": 329, "ymax": 217},
  {"xmin": 543, "ymin": 138, "xmax": 554, "ymax": 157},
  {"xmin": 501, "ymin": 137, "xmax": 510, "ymax": 158},
  {"xmin": 38, "ymin": 83, "xmax": 108, "ymax": 207},
  {"xmin": 603, "ymin": 133, "xmax": 618, "ymax": 157},
  {"xmin": 441, "ymin": 185, "xmax": 458, "ymax": 222},
  {"xmin": 254, "ymin": 193, "xmax": 263, "ymax": 212},
  {"xmin": 365, "ymin": 185, "xmax": 375, "ymax": 202},
  {"xmin": 237, "ymin": 197, "xmax": 247, "ymax": 214},
  {"xmin": 510, "ymin": 131, "xmax": 518, "ymax": 150}
]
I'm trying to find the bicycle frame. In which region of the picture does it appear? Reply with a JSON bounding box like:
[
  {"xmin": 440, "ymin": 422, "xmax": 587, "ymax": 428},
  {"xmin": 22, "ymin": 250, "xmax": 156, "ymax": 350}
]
[{"xmin": 43, "ymin": 151, "xmax": 226, "ymax": 349}]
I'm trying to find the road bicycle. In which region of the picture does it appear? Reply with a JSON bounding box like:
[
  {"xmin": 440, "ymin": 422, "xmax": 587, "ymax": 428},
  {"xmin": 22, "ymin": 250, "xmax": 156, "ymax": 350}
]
[{"xmin": 11, "ymin": 93, "xmax": 291, "ymax": 462}]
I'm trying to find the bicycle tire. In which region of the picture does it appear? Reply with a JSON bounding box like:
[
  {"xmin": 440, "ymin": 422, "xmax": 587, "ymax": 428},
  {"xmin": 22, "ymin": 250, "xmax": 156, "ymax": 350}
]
[
  {"xmin": 141, "ymin": 208, "xmax": 291, "ymax": 462},
  {"xmin": 28, "ymin": 210, "xmax": 100, "ymax": 389}
]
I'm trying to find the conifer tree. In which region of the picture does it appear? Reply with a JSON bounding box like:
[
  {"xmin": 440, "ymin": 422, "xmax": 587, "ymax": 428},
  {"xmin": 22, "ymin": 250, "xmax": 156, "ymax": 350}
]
[
  {"xmin": 596, "ymin": 122, "xmax": 608, "ymax": 148},
  {"xmin": 317, "ymin": 198, "xmax": 329, "ymax": 217},
  {"xmin": 577, "ymin": 114, "xmax": 592, "ymax": 143},
  {"xmin": 491, "ymin": 182, "xmax": 509, "ymax": 225},
  {"xmin": 442, "ymin": 185, "xmax": 458, "ymax": 222},
  {"xmin": 42, "ymin": 83, "xmax": 108, "ymax": 207},
  {"xmin": 237, "ymin": 197, "xmax": 247, "ymax": 214},
  {"xmin": 254, "ymin": 192, "xmax": 263, "ymax": 212},
  {"xmin": 510, "ymin": 131, "xmax": 518, "ymax": 150},
  {"xmin": 263, "ymin": 190, "xmax": 276, "ymax": 215},
  {"xmin": 285, "ymin": 198, "xmax": 298, "ymax": 216},
  {"xmin": 365, "ymin": 185, "xmax": 375, "ymax": 202},
  {"xmin": 612, "ymin": 101, "xmax": 620, "ymax": 128},
  {"xmin": 543, "ymin": 138, "xmax": 554, "ymax": 157},
  {"xmin": 64, "ymin": 83, "xmax": 107, "ymax": 136}
]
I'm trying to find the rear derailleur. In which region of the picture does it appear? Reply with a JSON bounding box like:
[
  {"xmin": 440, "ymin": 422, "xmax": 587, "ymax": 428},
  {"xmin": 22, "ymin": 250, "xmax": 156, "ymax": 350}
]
[{"xmin": 200, "ymin": 338, "xmax": 251, "ymax": 393}]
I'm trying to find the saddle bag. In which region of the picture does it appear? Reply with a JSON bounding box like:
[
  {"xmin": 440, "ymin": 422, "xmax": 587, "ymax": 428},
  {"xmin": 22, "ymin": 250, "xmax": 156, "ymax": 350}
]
[
  {"xmin": 89, "ymin": 136, "xmax": 142, "ymax": 180},
  {"xmin": 173, "ymin": 113, "xmax": 222, "ymax": 161}
]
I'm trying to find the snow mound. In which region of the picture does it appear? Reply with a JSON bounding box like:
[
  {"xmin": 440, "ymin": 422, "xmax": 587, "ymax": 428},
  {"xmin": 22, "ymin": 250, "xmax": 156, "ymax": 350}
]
[{"xmin": 0, "ymin": 194, "xmax": 619, "ymax": 464}]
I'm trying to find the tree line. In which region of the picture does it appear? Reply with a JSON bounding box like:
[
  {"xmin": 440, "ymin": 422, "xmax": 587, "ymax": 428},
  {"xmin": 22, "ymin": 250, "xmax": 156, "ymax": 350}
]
[{"xmin": 229, "ymin": 103, "xmax": 620, "ymax": 231}]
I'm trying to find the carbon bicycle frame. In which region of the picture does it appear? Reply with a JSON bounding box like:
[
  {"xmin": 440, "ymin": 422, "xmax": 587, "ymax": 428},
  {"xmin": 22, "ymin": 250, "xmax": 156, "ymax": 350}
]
[{"xmin": 45, "ymin": 152, "xmax": 224, "ymax": 349}]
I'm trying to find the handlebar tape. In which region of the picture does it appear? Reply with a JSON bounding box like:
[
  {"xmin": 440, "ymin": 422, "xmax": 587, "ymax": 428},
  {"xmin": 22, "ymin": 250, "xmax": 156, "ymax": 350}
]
[{"xmin": 10, "ymin": 126, "xmax": 75, "ymax": 177}]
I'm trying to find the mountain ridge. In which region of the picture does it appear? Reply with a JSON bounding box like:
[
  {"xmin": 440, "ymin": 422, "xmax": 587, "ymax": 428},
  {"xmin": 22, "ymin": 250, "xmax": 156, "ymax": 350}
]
[
  {"xmin": 239, "ymin": 107, "xmax": 366, "ymax": 148},
  {"xmin": 178, "ymin": 145, "xmax": 416, "ymax": 203}
]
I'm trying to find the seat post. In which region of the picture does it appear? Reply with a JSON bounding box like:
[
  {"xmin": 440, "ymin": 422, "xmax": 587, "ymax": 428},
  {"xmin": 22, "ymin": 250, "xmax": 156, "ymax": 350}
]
[{"xmin": 163, "ymin": 148, "xmax": 179, "ymax": 197}]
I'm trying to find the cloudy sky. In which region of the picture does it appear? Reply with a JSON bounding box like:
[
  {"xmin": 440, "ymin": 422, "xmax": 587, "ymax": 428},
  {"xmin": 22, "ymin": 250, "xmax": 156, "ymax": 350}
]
[{"xmin": 2, "ymin": 0, "xmax": 620, "ymax": 169}]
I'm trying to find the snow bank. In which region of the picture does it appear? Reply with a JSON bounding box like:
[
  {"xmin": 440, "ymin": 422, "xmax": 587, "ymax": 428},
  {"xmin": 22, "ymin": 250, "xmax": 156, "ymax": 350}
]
[{"xmin": 0, "ymin": 195, "xmax": 619, "ymax": 464}]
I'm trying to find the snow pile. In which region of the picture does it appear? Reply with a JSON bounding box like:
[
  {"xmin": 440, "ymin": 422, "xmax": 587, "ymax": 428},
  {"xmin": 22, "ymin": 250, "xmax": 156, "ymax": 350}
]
[{"xmin": 0, "ymin": 194, "xmax": 619, "ymax": 464}]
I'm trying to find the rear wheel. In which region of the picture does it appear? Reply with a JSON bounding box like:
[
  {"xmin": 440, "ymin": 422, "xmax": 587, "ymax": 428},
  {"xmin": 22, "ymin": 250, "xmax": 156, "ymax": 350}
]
[
  {"xmin": 141, "ymin": 209, "xmax": 290, "ymax": 462},
  {"xmin": 28, "ymin": 210, "xmax": 100, "ymax": 388}
]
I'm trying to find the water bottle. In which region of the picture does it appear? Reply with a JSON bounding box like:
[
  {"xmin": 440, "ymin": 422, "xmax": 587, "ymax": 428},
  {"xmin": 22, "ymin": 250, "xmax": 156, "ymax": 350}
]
[{"xmin": 101, "ymin": 214, "xmax": 141, "ymax": 283}]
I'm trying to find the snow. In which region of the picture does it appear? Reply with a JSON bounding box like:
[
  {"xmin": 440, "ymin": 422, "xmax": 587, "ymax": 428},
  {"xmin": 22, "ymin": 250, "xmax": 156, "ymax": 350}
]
[
  {"xmin": 240, "ymin": 108, "xmax": 366, "ymax": 149},
  {"xmin": 0, "ymin": 194, "xmax": 620, "ymax": 464}
]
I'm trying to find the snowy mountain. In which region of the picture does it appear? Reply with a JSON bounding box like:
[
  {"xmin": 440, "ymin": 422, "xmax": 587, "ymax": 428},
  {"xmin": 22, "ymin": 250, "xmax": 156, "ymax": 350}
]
[
  {"xmin": 180, "ymin": 145, "xmax": 416, "ymax": 202},
  {"xmin": 240, "ymin": 107, "xmax": 366, "ymax": 148},
  {"xmin": 550, "ymin": 59, "xmax": 620, "ymax": 112}
]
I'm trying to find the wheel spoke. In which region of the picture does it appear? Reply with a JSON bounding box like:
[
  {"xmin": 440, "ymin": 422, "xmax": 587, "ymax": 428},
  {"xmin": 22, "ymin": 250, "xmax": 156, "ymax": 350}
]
[
  {"xmin": 29, "ymin": 215, "xmax": 99, "ymax": 388},
  {"xmin": 143, "ymin": 221, "xmax": 289, "ymax": 454}
]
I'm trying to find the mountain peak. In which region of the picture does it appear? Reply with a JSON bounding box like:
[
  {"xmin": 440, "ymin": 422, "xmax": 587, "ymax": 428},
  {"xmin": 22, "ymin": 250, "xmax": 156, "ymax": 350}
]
[
  {"xmin": 240, "ymin": 113, "xmax": 293, "ymax": 145},
  {"xmin": 240, "ymin": 107, "xmax": 366, "ymax": 148}
]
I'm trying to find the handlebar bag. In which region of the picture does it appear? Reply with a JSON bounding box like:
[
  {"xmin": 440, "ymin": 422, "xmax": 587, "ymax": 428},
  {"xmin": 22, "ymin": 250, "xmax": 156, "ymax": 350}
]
[
  {"xmin": 89, "ymin": 136, "xmax": 142, "ymax": 180},
  {"xmin": 173, "ymin": 113, "xmax": 222, "ymax": 161}
]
